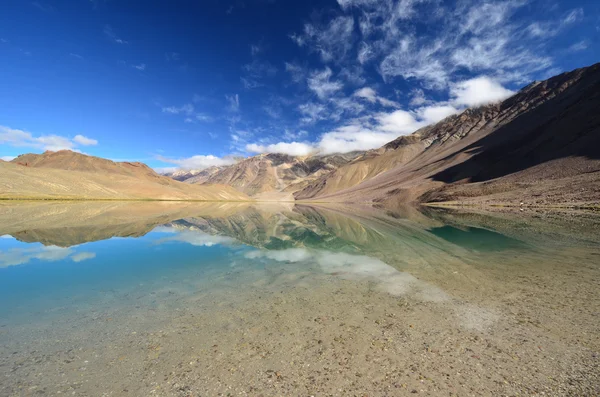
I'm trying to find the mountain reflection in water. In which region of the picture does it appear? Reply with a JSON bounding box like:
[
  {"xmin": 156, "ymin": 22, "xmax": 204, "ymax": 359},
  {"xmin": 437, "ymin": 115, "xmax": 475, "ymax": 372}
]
[{"xmin": 0, "ymin": 201, "xmax": 598, "ymax": 396}]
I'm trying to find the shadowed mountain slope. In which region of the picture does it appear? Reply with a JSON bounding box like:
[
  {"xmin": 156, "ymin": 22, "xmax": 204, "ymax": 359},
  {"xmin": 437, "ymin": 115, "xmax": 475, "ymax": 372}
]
[{"xmin": 295, "ymin": 63, "xmax": 600, "ymax": 208}]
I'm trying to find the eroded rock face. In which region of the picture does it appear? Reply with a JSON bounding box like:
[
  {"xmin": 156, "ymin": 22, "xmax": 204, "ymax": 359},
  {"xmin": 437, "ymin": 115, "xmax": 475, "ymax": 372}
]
[{"xmin": 294, "ymin": 63, "xmax": 600, "ymax": 206}]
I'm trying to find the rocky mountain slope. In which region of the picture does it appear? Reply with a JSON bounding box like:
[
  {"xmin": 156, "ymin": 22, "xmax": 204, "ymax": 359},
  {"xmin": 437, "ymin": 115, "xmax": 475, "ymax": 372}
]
[
  {"xmin": 161, "ymin": 169, "xmax": 206, "ymax": 182},
  {"xmin": 2, "ymin": 151, "xmax": 250, "ymax": 201},
  {"xmin": 295, "ymin": 63, "xmax": 600, "ymax": 208},
  {"xmin": 175, "ymin": 152, "xmax": 362, "ymax": 199}
]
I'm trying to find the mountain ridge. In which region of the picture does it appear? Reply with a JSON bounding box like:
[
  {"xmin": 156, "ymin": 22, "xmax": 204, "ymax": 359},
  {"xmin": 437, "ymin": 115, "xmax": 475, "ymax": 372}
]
[
  {"xmin": 293, "ymin": 63, "xmax": 600, "ymax": 208},
  {"xmin": 2, "ymin": 151, "xmax": 250, "ymax": 201}
]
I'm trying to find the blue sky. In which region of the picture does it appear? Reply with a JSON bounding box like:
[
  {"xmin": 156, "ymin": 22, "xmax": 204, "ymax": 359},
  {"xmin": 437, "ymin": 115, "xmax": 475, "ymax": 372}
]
[{"xmin": 0, "ymin": 0, "xmax": 598, "ymax": 171}]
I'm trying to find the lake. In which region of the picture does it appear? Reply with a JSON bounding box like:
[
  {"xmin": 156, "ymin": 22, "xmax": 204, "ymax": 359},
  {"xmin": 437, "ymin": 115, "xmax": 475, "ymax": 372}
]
[{"xmin": 0, "ymin": 202, "xmax": 598, "ymax": 396}]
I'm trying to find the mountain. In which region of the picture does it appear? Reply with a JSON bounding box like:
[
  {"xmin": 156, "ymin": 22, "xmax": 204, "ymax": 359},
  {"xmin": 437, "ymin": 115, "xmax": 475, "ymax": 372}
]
[
  {"xmin": 12, "ymin": 150, "xmax": 162, "ymax": 182},
  {"xmin": 296, "ymin": 63, "xmax": 600, "ymax": 208},
  {"xmin": 161, "ymin": 169, "xmax": 206, "ymax": 182},
  {"xmin": 175, "ymin": 152, "xmax": 363, "ymax": 200},
  {"xmin": 179, "ymin": 166, "xmax": 225, "ymax": 184},
  {"xmin": 2, "ymin": 150, "xmax": 250, "ymax": 201}
]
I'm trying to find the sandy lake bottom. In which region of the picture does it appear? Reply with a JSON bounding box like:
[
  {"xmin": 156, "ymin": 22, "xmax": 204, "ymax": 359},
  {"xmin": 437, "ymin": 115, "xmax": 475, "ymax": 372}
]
[{"xmin": 0, "ymin": 203, "xmax": 598, "ymax": 396}]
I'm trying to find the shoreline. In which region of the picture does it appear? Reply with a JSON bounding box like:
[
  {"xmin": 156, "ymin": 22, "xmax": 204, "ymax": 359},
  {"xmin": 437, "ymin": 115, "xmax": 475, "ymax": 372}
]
[{"xmin": 2, "ymin": 197, "xmax": 599, "ymax": 212}]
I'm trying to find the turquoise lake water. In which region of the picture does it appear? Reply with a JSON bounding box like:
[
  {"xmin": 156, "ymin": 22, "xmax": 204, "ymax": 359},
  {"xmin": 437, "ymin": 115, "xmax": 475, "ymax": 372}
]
[{"xmin": 0, "ymin": 203, "xmax": 598, "ymax": 396}]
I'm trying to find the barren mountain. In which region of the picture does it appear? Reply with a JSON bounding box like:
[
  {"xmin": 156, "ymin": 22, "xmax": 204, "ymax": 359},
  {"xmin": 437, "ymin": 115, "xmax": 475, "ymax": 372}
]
[
  {"xmin": 1, "ymin": 151, "xmax": 250, "ymax": 201},
  {"xmin": 181, "ymin": 166, "xmax": 225, "ymax": 184},
  {"xmin": 161, "ymin": 169, "xmax": 206, "ymax": 182},
  {"xmin": 296, "ymin": 63, "xmax": 600, "ymax": 208},
  {"xmin": 12, "ymin": 150, "xmax": 163, "ymax": 182},
  {"xmin": 182, "ymin": 152, "xmax": 363, "ymax": 199}
]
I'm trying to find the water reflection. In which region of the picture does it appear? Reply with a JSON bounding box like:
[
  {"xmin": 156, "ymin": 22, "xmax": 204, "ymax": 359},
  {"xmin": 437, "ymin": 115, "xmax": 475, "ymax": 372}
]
[
  {"xmin": 429, "ymin": 225, "xmax": 526, "ymax": 251},
  {"xmin": 0, "ymin": 202, "xmax": 598, "ymax": 396},
  {"xmin": 0, "ymin": 245, "xmax": 96, "ymax": 268}
]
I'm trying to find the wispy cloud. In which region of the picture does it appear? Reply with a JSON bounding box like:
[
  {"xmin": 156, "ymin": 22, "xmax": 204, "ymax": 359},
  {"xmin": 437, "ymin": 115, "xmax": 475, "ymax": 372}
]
[
  {"xmin": 291, "ymin": 15, "xmax": 355, "ymax": 63},
  {"xmin": 103, "ymin": 25, "xmax": 128, "ymax": 44},
  {"xmin": 568, "ymin": 40, "xmax": 588, "ymax": 52},
  {"xmin": 132, "ymin": 63, "xmax": 146, "ymax": 71},
  {"xmin": 165, "ymin": 52, "xmax": 180, "ymax": 61},
  {"xmin": 307, "ymin": 67, "xmax": 343, "ymax": 99},
  {"xmin": 162, "ymin": 103, "xmax": 194, "ymax": 115},
  {"xmin": 161, "ymin": 101, "xmax": 212, "ymax": 123},
  {"xmin": 226, "ymin": 94, "xmax": 240, "ymax": 112},
  {"xmin": 353, "ymin": 87, "xmax": 399, "ymax": 107}
]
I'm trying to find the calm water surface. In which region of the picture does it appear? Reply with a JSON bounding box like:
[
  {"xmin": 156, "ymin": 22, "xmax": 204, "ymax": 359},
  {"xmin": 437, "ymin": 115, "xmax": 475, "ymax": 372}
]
[{"xmin": 0, "ymin": 202, "xmax": 598, "ymax": 396}]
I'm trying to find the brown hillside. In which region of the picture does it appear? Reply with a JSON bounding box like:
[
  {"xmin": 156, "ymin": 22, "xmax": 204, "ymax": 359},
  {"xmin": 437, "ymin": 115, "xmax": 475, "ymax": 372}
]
[{"xmin": 1, "ymin": 153, "xmax": 250, "ymax": 201}]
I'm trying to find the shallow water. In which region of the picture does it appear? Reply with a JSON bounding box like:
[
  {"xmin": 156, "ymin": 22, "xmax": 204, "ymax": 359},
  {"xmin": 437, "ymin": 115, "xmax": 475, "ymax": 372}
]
[{"xmin": 0, "ymin": 202, "xmax": 598, "ymax": 396}]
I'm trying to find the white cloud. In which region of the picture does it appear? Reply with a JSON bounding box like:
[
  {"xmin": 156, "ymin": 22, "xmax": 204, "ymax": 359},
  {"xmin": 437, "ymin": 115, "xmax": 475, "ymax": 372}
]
[
  {"xmin": 353, "ymin": 87, "xmax": 399, "ymax": 107},
  {"xmin": 0, "ymin": 125, "xmax": 98, "ymax": 152},
  {"xmin": 376, "ymin": 110, "xmax": 421, "ymax": 134},
  {"xmin": 1, "ymin": 155, "xmax": 15, "ymax": 161},
  {"xmin": 353, "ymin": 87, "xmax": 377, "ymax": 102},
  {"xmin": 414, "ymin": 105, "xmax": 459, "ymax": 124},
  {"xmin": 256, "ymin": 101, "xmax": 462, "ymax": 156},
  {"xmin": 318, "ymin": 101, "xmax": 462, "ymax": 154},
  {"xmin": 303, "ymin": 0, "xmax": 568, "ymax": 90},
  {"xmin": 246, "ymin": 142, "xmax": 314, "ymax": 157},
  {"xmin": 307, "ymin": 67, "xmax": 343, "ymax": 99},
  {"xmin": 73, "ymin": 134, "xmax": 98, "ymax": 146},
  {"xmin": 132, "ymin": 63, "xmax": 146, "ymax": 71},
  {"xmin": 450, "ymin": 76, "xmax": 515, "ymax": 107},
  {"xmin": 318, "ymin": 124, "xmax": 398, "ymax": 154},
  {"xmin": 156, "ymin": 154, "xmax": 237, "ymax": 170}
]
